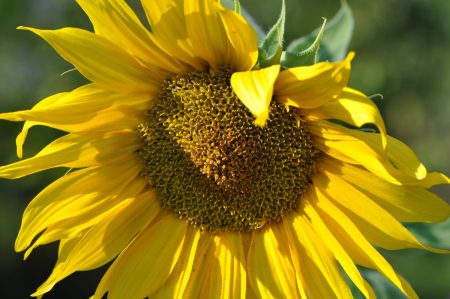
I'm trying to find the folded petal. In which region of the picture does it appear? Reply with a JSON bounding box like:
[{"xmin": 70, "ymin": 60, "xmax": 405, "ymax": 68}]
[
  {"xmin": 309, "ymin": 120, "xmax": 428, "ymax": 185},
  {"xmin": 231, "ymin": 65, "xmax": 280, "ymax": 127},
  {"xmin": 275, "ymin": 52, "xmax": 354, "ymax": 108},
  {"xmin": 303, "ymin": 87, "xmax": 387, "ymax": 149},
  {"xmin": 19, "ymin": 27, "xmax": 160, "ymax": 93}
]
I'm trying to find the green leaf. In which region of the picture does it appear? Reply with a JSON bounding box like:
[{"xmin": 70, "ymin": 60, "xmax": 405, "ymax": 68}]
[
  {"xmin": 258, "ymin": 0, "xmax": 286, "ymax": 68},
  {"xmin": 287, "ymin": 0, "xmax": 354, "ymax": 62},
  {"xmin": 404, "ymin": 217, "xmax": 450, "ymax": 250},
  {"xmin": 281, "ymin": 18, "xmax": 327, "ymax": 68}
]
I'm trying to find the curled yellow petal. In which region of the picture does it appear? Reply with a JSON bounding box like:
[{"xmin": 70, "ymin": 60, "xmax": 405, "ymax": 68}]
[
  {"xmin": 303, "ymin": 87, "xmax": 387, "ymax": 149},
  {"xmin": 231, "ymin": 65, "xmax": 280, "ymax": 127},
  {"xmin": 309, "ymin": 120, "xmax": 428, "ymax": 185},
  {"xmin": 275, "ymin": 52, "xmax": 354, "ymax": 109}
]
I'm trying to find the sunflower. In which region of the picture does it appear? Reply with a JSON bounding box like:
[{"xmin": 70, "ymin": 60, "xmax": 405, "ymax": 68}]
[{"xmin": 1, "ymin": 0, "xmax": 449, "ymax": 298}]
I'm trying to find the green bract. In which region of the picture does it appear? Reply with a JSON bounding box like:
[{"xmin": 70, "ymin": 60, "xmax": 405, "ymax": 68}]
[
  {"xmin": 257, "ymin": 0, "xmax": 285, "ymax": 68},
  {"xmin": 256, "ymin": 0, "xmax": 354, "ymax": 68}
]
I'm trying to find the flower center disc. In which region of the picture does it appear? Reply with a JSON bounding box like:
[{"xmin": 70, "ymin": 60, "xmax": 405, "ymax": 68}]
[{"xmin": 138, "ymin": 69, "xmax": 317, "ymax": 231}]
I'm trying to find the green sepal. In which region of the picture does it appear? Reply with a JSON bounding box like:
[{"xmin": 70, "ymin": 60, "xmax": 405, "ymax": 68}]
[
  {"xmin": 281, "ymin": 18, "xmax": 327, "ymax": 68},
  {"xmin": 258, "ymin": 0, "xmax": 286, "ymax": 68},
  {"xmin": 287, "ymin": 0, "xmax": 354, "ymax": 63},
  {"xmin": 234, "ymin": 0, "xmax": 241, "ymax": 15}
]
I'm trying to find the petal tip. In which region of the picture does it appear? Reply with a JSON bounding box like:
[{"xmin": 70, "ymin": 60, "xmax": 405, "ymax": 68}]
[{"xmin": 254, "ymin": 111, "xmax": 269, "ymax": 127}]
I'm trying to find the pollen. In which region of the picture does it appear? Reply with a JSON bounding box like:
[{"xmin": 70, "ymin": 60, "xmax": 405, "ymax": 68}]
[{"xmin": 138, "ymin": 68, "xmax": 317, "ymax": 231}]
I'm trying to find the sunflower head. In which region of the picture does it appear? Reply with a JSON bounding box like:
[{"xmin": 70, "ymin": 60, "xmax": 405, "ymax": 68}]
[{"xmin": 138, "ymin": 67, "xmax": 317, "ymax": 231}]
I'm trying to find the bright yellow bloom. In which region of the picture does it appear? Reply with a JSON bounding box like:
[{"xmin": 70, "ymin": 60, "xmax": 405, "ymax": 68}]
[{"xmin": 1, "ymin": 0, "xmax": 449, "ymax": 298}]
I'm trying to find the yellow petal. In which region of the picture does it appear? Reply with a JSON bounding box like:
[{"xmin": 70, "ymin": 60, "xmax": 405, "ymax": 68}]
[
  {"xmin": 284, "ymin": 213, "xmax": 353, "ymax": 299},
  {"xmin": 415, "ymin": 171, "xmax": 450, "ymax": 188},
  {"xmin": 0, "ymin": 84, "xmax": 149, "ymax": 136},
  {"xmin": 94, "ymin": 214, "xmax": 187, "ymax": 299},
  {"xmin": 184, "ymin": 0, "xmax": 233, "ymax": 68},
  {"xmin": 19, "ymin": 26, "xmax": 160, "ymax": 93},
  {"xmin": 312, "ymin": 187, "xmax": 419, "ymax": 299},
  {"xmin": 150, "ymin": 226, "xmax": 202, "ymax": 299},
  {"xmin": 216, "ymin": 4, "xmax": 258, "ymax": 71},
  {"xmin": 26, "ymin": 176, "xmax": 147, "ymax": 261},
  {"xmin": 76, "ymin": 0, "xmax": 185, "ymax": 75},
  {"xmin": 275, "ymin": 52, "xmax": 354, "ymax": 108},
  {"xmin": 33, "ymin": 190, "xmax": 159, "ymax": 297},
  {"xmin": 320, "ymin": 157, "xmax": 450, "ymax": 223},
  {"xmin": 314, "ymin": 171, "xmax": 447, "ymax": 252},
  {"xmin": 182, "ymin": 233, "xmax": 246, "ymax": 299},
  {"xmin": 213, "ymin": 233, "xmax": 247, "ymax": 299},
  {"xmin": 309, "ymin": 120, "xmax": 427, "ymax": 185},
  {"xmin": 184, "ymin": 0, "xmax": 227, "ymax": 68},
  {"xmin": 303, "ymin": 87, "xmax": 387, "ymax": 149},
  {"xmin": 247, "ymin": 225, "xmax": 299, "ymax": 299},
  {"xmin": 0, "ymin": 131, "xmax": 138, "ymax": 179},
  {"xmin": 15, "ymin": 160, "xmax": 141, "ymax": 252},
  {"xmin": 231, "ymin": 65, "xmax": 280, "ymax": 127},
  {"xmin": 141, "ymin": 0, "xmax": 206, "ymax": 69},
  {"xmin": 34, "ymin": 234, "xmax": 88, "ymax": 297},
  {"xmin": 9, "ymin": 92, "xmax": 67, "ymax": 158},
  {"xmin": 302, "ymin": 197, "xmax": 376, "ymax": 299},
  {"xmin": 181, "ymin": 234, "xmax": 217, "ymax": 298}
]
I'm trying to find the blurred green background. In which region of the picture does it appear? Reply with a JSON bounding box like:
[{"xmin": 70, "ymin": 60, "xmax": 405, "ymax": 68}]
[{"xmin": 0, "ymin": 0, "xmax": 449, "ymax": 298}]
